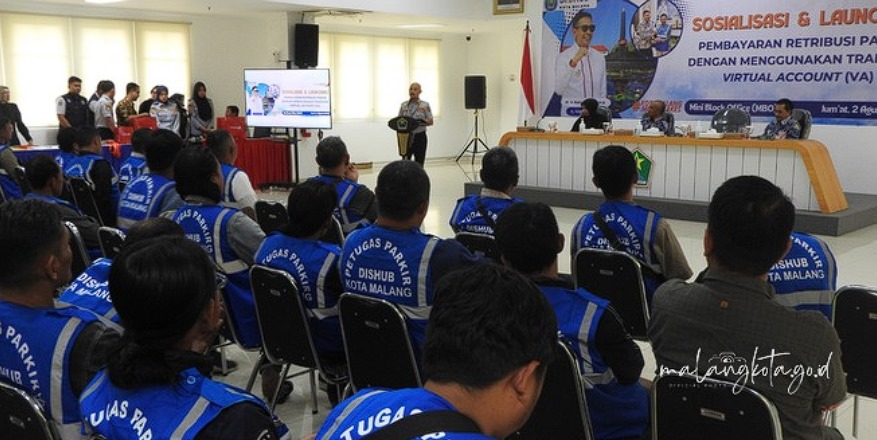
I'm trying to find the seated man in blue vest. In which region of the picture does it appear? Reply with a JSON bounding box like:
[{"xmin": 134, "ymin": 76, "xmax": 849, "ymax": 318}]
[
  {"xmin": 79, "ymin": 236, "xmax": 291, "ymax": 440},
  {"xmin": 572, "ymin": 145, "xmax": 692, "ymax": 303},
  {"xmin": 58, "ymin": 217, "xmax": 185, "ymax": 324},
  {"xmin": 117, "ymin": 127, "xmax": 151, "ymax": 187},
  {"xmin": 760, "ymin": 98, "xmax": 801, "ymax": 140},
  {"xmin": 168, "ymin": 146, "xmax": 289, "ymax": 401},
  {"xmin": 0, "ymin": 199, "xmax": 120, "ymax": 438},
  {"xmin": 640, "ymin": 100, "xmax": 675, "ymax": 136},
  {"xmin": 340, "ymin": 160, "xmax": 482, "ymax": 352},
  {"xmin": 767, "ymin": 231, "xmax": 837, "ymax": 320},
  {"xmin": 55, "ymin": 126, "xmax": 79, "ymax": 170},
  {"xmin": 649, "ymin": 176, "xmax": 846, "ymax": 440},
  {"xmin": 207, "ymin": 129, "xmax": 257, "ymax": 220},
  {"xmin": 449, "ymin": 147, "xmax": 521, "ymax": 236},
  {"xmin": 24, "ymin": 154, "xmax": 100, "ymax": 252},
  {"xmin": 117, "ymin": 129, "xmax": 184, "ymax": 231},
  {"xmin": 496, "ymin": 202, "xmax": 649, "ymax": 440},
  {"xmin": 64, "ymin": 126, "xmax": 120, "ymax": 226},
  {"xmin": 310, "ymin": 136, "xmax": 377, "ymax": 234},
  {"xmin": 315, "ymin": 264, "xmax": 557, "ymax": 440}
]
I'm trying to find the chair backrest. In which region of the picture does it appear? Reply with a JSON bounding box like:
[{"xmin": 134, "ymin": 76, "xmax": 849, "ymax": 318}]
[
  {"xmin": 596, "ymin": 106, "xmax": 612, "ymax": 122},
  {"xmin": 454, "ymin": 232, "xmax": 501, "ymax": 262},
  {"xmin": 64, "ymin": 221, "xmax": 92, "ymax": 278},
  {"xmin": 338, "ymin": 292, "xmax": 421, "ymax": 392},
  {"xmin": 131, "ymin": 117, "xmax": 158, "ymax": 130},
  {"xmin": 250, "ymin": 265, "xmax": 320, "ymax": 369},
  {"xmin": 255, "ymin": 201, "xmax": 289, "ymax": 234},
  {"xmin": 68, "ymin": 178, "xmax": 104, "ymax": 226},
  {"xmin": 97, "ymin": 226, "xmax": 126, "ymax": 259},
  {"xmin": 573, "ymin": 248, "xmax": 649, "ymax": 339},
  {"xmin": 321, "ymin": 216, "xmax": 345, "ymax": 245},
  {"xmin": 833, "ymin": 285, "xmax": 877, "ymax": 398},
  {"xmin": 14, "ymin": 166, "xmax": 31, "ymax": 195},
  {"xmin": 0, "ymin": 381, "xmax": 60, "ymax": 440},
  {"xmin": 652, "ymin": 374, "xmax": 783, "ymax": 440},
  {"xmin": 511, "ymin": 339, "xmax": 594, "ymax": 440},
  {"xmin": 791, "ymin": 108, "xmax": 812, "ymax": 139},
  {"xmin": 710, "ymin": 107, "xmax": 751, "ymax": 133}
]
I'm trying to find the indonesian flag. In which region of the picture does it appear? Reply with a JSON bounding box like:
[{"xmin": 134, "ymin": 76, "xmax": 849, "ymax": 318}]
[{"xmin": 519, "ymin": 21, "xmax": 536, "ymax": 125}]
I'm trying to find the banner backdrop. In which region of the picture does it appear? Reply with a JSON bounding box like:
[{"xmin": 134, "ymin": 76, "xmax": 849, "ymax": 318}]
[{"xmin": 541, "ymin": 0, "xmax": 877, "ymax": 125}]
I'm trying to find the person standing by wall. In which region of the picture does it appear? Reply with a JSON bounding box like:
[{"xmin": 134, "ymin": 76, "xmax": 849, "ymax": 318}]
[{"xmin": 0, "ymin": 86, "xmax": 33, "ymax": 146}]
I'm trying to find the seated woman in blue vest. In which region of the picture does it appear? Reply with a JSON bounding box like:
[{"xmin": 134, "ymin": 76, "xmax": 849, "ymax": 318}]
[
  {"xmin": 255, "ymin": 179, "xmax": 345, "ymax": 363},
  {"xmin": 117, "ymin": 129, "xmax": 184, "ymax": 232},
  {"xmin": 449, "ymin": 146, "xmax": 522, "ymax": 236},
  {"xmin": 79, "ymin": 236, "xmax": 290, "ymax": 439},
  {"xmin": 496, "ymin": 202, "xmax": 649, "ymax": 440}
]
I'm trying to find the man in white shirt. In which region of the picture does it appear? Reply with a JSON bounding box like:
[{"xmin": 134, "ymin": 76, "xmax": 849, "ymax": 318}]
[
  {"xmin": 553, "ymin": 11, "xmax": 608, "ymax": 117},
  {"xmin": 92, "ymin": 80, "xmax": 116, "ymax": 140}
]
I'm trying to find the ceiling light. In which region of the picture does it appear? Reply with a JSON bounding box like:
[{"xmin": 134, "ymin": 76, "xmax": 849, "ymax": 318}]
[{"xmin": 397, "ymin": 24, "xmax": 445, "ymax": 29}]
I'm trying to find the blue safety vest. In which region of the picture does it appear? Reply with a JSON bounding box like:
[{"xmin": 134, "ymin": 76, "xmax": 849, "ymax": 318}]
[
  {"xmin": 58, "ymin": 258, "xmax": 118, "ymax": 323},
  {"xmin": 118, "ymin": 156, "xmax": 147, "ymax": 186},
  {"xmin": 0, "ymin": 300, "xmax": 103, "ymax": 433},
  {"xmin": 0, "ymin": 170, "xmax": 21, "ymax": 200},
  {"xmin": 172, "ymin": 204, "xmax": 260, "ymax": 348},
  {"xmin": 220, "ymin": 163, "xmax": 243, "ymax": 204},
  {"xmin": 539, "ymin": 284, "xmax": 649, "ymax": 440},
  {"xmin": 341, "ymin": 225, "xmax": 440, "ymax": 348},
  {"xmin": 316, "ymin": 388, "xmax": 490, "ymax": 440},
  {"xmin": 768, "ymin": 232, "xmax": 837, "ymax": 319},
  {"xmin": 55, "ymin": 151, "xmax": 77, "ymax": 170},
  {"xmin": 24, "ymin": 193, "xmax": 84, "ymax": 215},
  {"xmin": 80, "ymin": 367, "xmax": 289, "ymax": 440},
  {"xmin": 256, "ymin": 233, "xmax": 344, "ymax": 358},
  {"xmin": 572, "ymin": 201, "xmax": 663, "ymax": 300},
  {"xmin": 117, "ymin": 174, "xmax": 177, "ymax": 231},
  {"xmin": 63, "ymin": 153, "xmax": 121, "ymax": 208},
  {"xmin": 310, "ymin": 174, "xmax": 371, "ymax": 233},
  {"xmin": 448, "ymin": 195, "xmax": 522, "ymax": 235}
]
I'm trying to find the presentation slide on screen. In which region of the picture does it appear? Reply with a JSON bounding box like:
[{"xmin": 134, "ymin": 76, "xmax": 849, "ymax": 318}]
[
  {"xmin": 541, "ymin": 0, "xmax": 877, "ymax": 125},
  {"xmin": 243, "ymin": 68, "xmax": 332, "ymax": 128}
]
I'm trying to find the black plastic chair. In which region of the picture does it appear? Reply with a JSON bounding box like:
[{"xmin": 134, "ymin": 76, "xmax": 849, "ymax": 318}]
[
  {"xmin": 338, "ymin": 292, "xmax": 422, "ymax": 393},
  {"xmin": 321, "ymin": 217, "xmax": 345, "ymax": 246},
  {"xmin": 255, "ymin": 200, "xmax": 288, "ymax": 234},
  {"xmin": 573, "ymin": 248, "xmax": 649, "ymax": 340},
  {"xmin": 832, "ymin": 285, "xmax": 877, "ymax": 438},
  {"xmin": 68, "ymin": 178, "xmax": 105, "ymax": 226},
  {"xmin": 250, "ymin": 265, "xmax": 347, "ymax": 412},
  {"xmin": 509, "ymin": 339, "xmax": 594, "ymax": 440},
  {"xmin": 0, "ymin": 381, "xmax": 60, "ymax": 440},
  {"xmin": 710, "ymin": 107, "xmax": 751, "ymax": 134},
  {"xmin": 455, "ymin": 231, "xmax": 501, "ymax": 262},
  {"xmin": 791, "ymin": 108, "xmax": 812, "ymax": 139},
  {"xmin": 64, "ymin": 221, "xmax": 92, "ymax": 278},
  {"xmin": 14, "ymin": 166, "xmax": 31, "ymax": 195},
  {"xmin": 97, "ymin": 226, "xmax": 126, "ymax": 259},
  {"xmin": 652, "ymin": 374, "xmax": 783, "ymax": 440}
]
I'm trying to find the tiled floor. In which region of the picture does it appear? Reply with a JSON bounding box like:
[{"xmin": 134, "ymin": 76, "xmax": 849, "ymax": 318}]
[{"xmin": 220, "ymin": 158, "xmax": 877, "ymax": 439}]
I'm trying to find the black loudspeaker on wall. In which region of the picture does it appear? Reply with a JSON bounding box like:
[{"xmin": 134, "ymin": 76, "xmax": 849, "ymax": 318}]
[
  {"xmin": 293, "ymin": 23, "xmax": 319, "ymax": 68},
  {"xmin": 464, "ymin": 75, "xmax": 487, "ymax": 110}
]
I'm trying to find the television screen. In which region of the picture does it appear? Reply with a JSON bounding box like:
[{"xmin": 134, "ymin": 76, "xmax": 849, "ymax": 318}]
[{"xmin": 243, "ymin": 68, "xmax": 332, "ymax": 129}]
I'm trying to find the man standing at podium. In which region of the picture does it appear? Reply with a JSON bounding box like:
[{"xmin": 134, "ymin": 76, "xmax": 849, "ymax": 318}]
[{"xmin": 398, "ymin": 82, "xmax": 433, "ymax": 166}]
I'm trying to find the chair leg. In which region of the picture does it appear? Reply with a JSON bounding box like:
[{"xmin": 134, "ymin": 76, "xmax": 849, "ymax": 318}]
[
  {"xmin": 245, "ymin": 352, "xmax": 265, "ymax": 392},
  {"xmin": 270, "ymin": 363, "xmax": 291, "ymax": 412},
  {"xmin": 309, "ymin": 369, "xmax": 318, "ymax": 415},
  {"xmin": 853, "ymin": 394, "xmax": 859, "ymax": 438}
]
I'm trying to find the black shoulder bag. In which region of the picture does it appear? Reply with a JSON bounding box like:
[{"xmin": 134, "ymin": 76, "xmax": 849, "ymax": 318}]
[{"xmin": 592, "ymin": 210, "xmax": 667, "ymax": 284}]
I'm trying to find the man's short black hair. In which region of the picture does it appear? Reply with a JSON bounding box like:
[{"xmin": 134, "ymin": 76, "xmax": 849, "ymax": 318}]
[
  {"xmin": 97, "ymin": 80, "xmax": 115, "ymax": 94},
  {"xmin": 423, "ymin": 264, "xmax": 557, "ymax": 388},
  {"xmin": 122, "ymin": 217, "xmax": 184, "ymax": 249},
  {"xmin": 284, "ymin": 179, "xmax": 338, "ymax": 238},
  {"xmin": 495, "ymin": 202, "xmax": 560, "ymax": 274},
  {"xmin": 571, "ymin": 10, "xmax": 593, "ymax": 27},
  {"xmin": 25, "ymin": 154, "xmax": 61, "ymax": 190},
  {"xmin": 76, "ymin": 126, "xmax": 100, "ymax": 151},
  {"xmin": 708, "ymin": 175, "xmax": 794, "ymax": 275},
  {"xmin": 206, "ymin": 129, "xmax": 235, "ymax": 163},
  {"xmin": 226, "ymin": 106, "xmax": 240, "ymax": 117},
  {"xmin": 0, "ymin": 200, "xmax": 64, "ymax": 290},
  {"xmin": 480, "ymin": 147, "xmax": 519, "ymax": 191},
  {"xmin": 376, "ymin": 160, "xmax": 430, "ymax": 221},
  {"xmin": 145, "ymin": 129, "xmax": 184, "ymax": 172},
  {"xmin": 315, "ymin": 136, "xmax": 348, "ymax": 169},
  {"xmin": 776, "ymin": 98, "xmax": 794, "ymax": 113},
  {"xmin": 57, "ymin": 127, "xmax": 78, "ymax": 153},
  {"xmin": 592, "ymin": 145, "xmax": 636, "ymax": 199},
  {"xmin": 126, "ymin": 82, "xmax": 139, "ymax": 94},
  {"xmin": 174, "ymin": 146, "xmax": 221, "ymax": 202},
  {"xmin": 131, "ymin": 127, "xmax": 151, "ymax": 154},
  {"xmin": 68, "ymin": 76, "xmax": 82, "ymax": 85}
]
